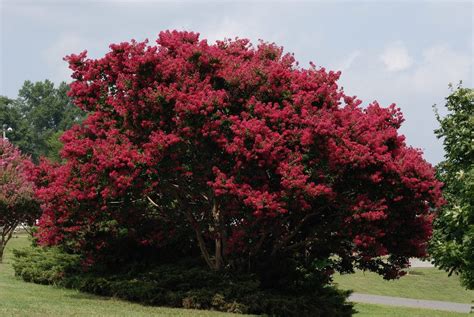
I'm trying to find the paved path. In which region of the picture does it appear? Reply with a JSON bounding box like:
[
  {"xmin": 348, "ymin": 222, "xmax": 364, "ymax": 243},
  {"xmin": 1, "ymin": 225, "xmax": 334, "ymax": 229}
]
[
  {"xmin": 409, "ymin": 258, "xmax": 435, "ymax": 268},
  {"xmin": 349, "ymin": 293, "xmax": 472, "ymax": 313}
]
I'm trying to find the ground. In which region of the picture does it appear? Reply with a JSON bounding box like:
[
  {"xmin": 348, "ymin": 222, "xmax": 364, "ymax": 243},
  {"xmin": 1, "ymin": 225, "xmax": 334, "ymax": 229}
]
[
  {"xmin": 1, "ymin": 235, "xmax": 472, "ymax": 316},
  {"xmin": 333, "ymin": 268, "xmax": 473, "ymax": 303}
]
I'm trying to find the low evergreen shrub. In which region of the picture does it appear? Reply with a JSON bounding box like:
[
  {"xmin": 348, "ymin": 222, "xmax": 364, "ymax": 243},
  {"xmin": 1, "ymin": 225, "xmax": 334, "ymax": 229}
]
[{"xmin": 12, "ymin": 246, "xmax": 80, "ymax": 285}]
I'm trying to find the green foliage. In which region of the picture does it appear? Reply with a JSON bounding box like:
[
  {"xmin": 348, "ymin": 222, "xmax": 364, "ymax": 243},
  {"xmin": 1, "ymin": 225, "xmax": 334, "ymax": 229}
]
[
  {"xmin": 0, "ymin": 80, "xmax": 85, "ymax": 161},
  {"xmin": 13, "ymin": 246, "xmax": 353, "ymax": 316},
  {"xmin": 17, "ymin": 81, "xmax": 82, "ymax": 132},
  {"xmin": 430, "ymin": 84, "xmax": 474, "ymax": 289},
  {"xmin": 12, "ymin": 246, "xmax": 80, "ymax": 285},
  {"xmin": 45, "ymin": 130, "xmax": 65, "ymax": 163},
  {"xmin": 0, "ymin": 96, "xmax": 35, "ymax": 155}
]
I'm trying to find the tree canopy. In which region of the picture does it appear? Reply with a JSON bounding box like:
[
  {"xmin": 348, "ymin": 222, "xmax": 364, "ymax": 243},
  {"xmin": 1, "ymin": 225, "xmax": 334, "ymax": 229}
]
[
  {"xmin": 0, "ymin": 139, "xmax": 40, "ymax": 261},
  {"xmin": 0, "ymin": 96, "xmax": 34, "ymax": 156},
  {"xmin": 430, "ymin": 85, "xmax": 474, "ymax": 289},
  {"xmin": 0, "ymin": 80, "xmax": 84, "ymax": 161},
  {"xmin": 32, "ymin": 31, "xmax": 443, "ymax": 283}
]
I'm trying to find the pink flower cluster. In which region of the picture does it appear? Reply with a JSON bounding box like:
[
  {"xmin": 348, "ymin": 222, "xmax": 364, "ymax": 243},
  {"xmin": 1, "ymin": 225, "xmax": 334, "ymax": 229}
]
[{"xmin": 0, "ymin": 140, "xmax": 39, "ymax": 231}]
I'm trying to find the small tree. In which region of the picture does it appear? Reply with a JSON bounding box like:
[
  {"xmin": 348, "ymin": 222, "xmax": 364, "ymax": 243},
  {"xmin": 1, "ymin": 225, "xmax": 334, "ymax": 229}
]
[
  {"xmin": 0, "ymin": 139, "xmax": 39, "ymax": 262},
  {"xmin": 430, "ymin": 84, "xmax": 474, "ymax": 289}
]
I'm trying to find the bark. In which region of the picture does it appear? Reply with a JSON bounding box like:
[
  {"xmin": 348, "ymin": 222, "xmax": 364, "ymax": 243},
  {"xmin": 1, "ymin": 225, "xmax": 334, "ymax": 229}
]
[
  {"xmin": 186, "ymin": 209, "xmax": 215, "ymax": 270},
  {"xmin": 173, "ymin": 183, "xmax": 225, "ymax": 271},
  {"xmin": 212, "ymin": 197, "xmax": 223, "ymax": 270},
  {"xmin": 169, "ymin": 183, "xmax": 216, "ymax": 270},
  {"xmin": 0, "ymin": 224, "xmax": 15, "ymax": 263}
]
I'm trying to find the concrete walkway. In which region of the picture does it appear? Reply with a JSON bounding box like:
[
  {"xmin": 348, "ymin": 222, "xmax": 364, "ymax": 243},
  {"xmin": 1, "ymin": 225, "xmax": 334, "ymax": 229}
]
[
  {"xmin": 349, "ymin": 293, "xmax": 472, "ymax": 313},
  {"xmin": 409, "ymin": 258, "xmax": 435, "ymax": 268}
]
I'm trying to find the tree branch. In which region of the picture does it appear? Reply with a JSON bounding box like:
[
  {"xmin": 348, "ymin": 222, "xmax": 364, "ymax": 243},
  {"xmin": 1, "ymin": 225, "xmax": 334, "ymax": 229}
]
[
  {"xmin": 186, "ymin": 208, "xmax": 215, "ymax": 270},
  {"xmin": 250, "ymin": 227, "xmax": 267, "ymax": 256},
  {"xmin": 272, "ymin": 212, "xmax": 318, "ymax": 255}
]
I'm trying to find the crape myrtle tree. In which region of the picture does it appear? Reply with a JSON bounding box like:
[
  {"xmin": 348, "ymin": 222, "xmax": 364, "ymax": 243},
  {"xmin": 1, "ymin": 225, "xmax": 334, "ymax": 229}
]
[
  {"xmin": 0, "ymin": 140, "xmax": 40, "ymax": 262},
  {"xmin": 430, "ymin": 85, "xmax": 473, "ymax": 289},
  {"xmin": 33, "ymin": 31, "xmax": 443, "ymax": 282}
]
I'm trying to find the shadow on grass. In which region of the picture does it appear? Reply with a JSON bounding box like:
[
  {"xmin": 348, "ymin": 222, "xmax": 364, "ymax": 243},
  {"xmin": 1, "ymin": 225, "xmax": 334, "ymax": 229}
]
[{"xmin": 65, "ymin": 292, "xmax": 111, "ymax": 301}]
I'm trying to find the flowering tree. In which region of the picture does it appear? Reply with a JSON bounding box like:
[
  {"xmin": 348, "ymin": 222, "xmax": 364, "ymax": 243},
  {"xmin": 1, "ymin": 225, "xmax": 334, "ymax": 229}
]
[
  {"xmin": 34, "ymin": 31, "xmax": 443, "ymax": 280},
  {"xmin": 0, "ymin": 140, "xmax": 39, "ymax": 262}
]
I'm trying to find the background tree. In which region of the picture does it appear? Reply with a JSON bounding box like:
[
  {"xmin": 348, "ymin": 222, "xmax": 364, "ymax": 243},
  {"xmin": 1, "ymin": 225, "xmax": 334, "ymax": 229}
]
[
  {"xmin": 0, "ymin": 96, "xmax": 35, "ymax": 155},
  {"xmin": 0, "ymin": 80, "xmax": 85, "ymax": 161},
  {"xmin": 430, "ymin": 84, "xmax": 474, "ymax": 289},
  {"xmin": 0, "ymin": 139, "xmax": 40, "ymax": 262},
  {"xmin": 33, "ymin": 31, "xmax": 442, "ymax": 285},
  {"xmin": 17, "ymin": 80, "xmax": 85, "ymax": 161}
]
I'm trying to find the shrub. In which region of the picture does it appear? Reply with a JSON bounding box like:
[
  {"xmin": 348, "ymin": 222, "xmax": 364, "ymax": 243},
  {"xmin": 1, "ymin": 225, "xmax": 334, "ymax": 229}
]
[{"xmin": 12, "ymin": 246, "xmax": 80, "ymax": 285}]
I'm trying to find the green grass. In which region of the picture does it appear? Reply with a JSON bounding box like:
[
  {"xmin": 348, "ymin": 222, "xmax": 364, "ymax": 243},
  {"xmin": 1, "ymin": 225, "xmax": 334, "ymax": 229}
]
[
  {"xmin": 353, "ymin": 303, "xmax": 470, "ymax": 317},
  {"xmin": 334, "ymin": 268, "xmax": 474, "ymax": 304},
  {"xmin": 1, "ymin": 235, "xmax": 472, "ymax": 316}
]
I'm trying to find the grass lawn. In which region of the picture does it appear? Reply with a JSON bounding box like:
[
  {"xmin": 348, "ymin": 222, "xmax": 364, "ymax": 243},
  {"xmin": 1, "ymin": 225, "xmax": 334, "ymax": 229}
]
[
  {"xmin": 353, "ymin": 303, "xmax": 470, "ymax": 317},
  {"xmin": 1, "ymin": 235, "xmax": 472, "ymax": 317},
  {"xmin": 334, "ymin": 267, "xmax": 474, "ymax": 304}
]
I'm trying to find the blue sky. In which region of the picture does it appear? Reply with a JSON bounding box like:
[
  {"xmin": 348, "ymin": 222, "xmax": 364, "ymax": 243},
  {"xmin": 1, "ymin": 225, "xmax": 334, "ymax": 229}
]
[{"xmin": 1, "ymin": 0, "xmax": 472, "ymax": 164}]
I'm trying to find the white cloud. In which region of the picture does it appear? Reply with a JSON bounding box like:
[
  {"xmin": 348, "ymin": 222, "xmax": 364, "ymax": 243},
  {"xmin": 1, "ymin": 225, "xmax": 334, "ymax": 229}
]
[
  {"xmin": 379, "ymin": 41, "xmax": 413, "ymax": 72},
  {"xmin": 204, "ymin": 17, "xmax": 250, "ymax": 43},
  {"xmin": 410, "ymin": 45, "xmax": 472, "ymax": 92},
  {"xmin": 333, "ymin": 50, "xmax": 361, "ymax": 72},
  {"xmin": 42, "ymin": 33, "xmax": 88, "ymax": 83},
  {"xmin": 200, "ymin": 14, "xmax": 282, "ymax": 45}
]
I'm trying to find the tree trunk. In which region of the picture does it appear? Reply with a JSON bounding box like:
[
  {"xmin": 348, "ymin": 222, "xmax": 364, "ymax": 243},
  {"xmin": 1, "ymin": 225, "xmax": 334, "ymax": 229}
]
[
  {"xmin": 186, "ymin": 209, "xmax": 214, "ymax": 270},
  {"xmin": 212, "ymin": 198, "xmax": 224, "ymax": 271},
  {"xmin": 0, "ymin": 223, "xmax": 17, "ymax": 263},
  {"xmin": 0, "ymin": 241, "xmax": 4, "ymax": 263},
  {"xmin": 175, "ymin": 185, "xmax": 226, "ymax": 271}
]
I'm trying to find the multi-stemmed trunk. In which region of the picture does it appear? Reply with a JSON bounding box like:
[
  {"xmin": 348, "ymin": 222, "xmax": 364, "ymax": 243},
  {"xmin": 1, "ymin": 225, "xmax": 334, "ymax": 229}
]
[{"xmin": 183, "ymin": 195, "xmax": 225, "ymax": 271}]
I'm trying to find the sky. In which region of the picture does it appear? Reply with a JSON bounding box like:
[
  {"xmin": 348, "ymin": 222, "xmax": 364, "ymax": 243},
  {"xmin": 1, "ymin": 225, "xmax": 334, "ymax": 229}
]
[{"xmin": 0, "ymin": 0, "xmax": 472, "ymax": 164}]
